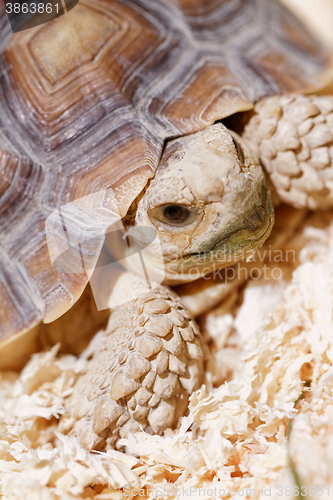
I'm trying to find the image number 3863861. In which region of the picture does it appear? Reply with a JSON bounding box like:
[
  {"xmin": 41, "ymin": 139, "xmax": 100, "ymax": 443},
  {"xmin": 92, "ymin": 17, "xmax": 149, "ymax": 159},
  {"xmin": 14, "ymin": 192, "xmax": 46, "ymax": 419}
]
[{"xmin": 5, "ymin": 0, "xmax": 79, "ymax": 32}]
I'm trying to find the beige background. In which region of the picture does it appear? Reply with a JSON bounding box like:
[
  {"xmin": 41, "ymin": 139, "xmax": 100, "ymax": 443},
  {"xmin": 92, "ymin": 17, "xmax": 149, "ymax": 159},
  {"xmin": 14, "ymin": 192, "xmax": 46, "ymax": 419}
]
[{"xmin": 281, "ymin": 0, "xmax": 333, "ymax": 47}]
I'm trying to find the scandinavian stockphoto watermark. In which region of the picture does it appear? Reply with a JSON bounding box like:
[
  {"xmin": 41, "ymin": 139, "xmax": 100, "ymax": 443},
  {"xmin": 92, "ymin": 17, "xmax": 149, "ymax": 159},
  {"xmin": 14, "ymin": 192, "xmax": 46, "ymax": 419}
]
[
  {"xmin": 5, "ymin": 0, "xmax": 79, "ymax": 32},
  {"xmin": 165, "ymin": 246, "xmax": 296, "ymax": 284},
  {"xmin": 45, "ymin": 188, "xmax": 165, "ymax": 310},
  {"xmin": 45, "ymin": 188, "xmax": 295, "ymax": 312}
]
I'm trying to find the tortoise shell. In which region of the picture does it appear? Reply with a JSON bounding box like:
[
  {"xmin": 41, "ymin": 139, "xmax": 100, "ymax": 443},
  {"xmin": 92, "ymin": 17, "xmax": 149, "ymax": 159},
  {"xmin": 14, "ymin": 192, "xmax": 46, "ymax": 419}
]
[{"xmin": 0, "ymin": 0, "xmax": 328, "ymax": 342}]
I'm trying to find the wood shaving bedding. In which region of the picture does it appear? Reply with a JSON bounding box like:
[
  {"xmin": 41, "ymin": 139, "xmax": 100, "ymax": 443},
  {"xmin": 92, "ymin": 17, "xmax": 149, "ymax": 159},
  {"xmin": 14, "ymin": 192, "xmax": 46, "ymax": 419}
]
[{"xmin": 1, "ymin": 210, "xmax": 333, "ymax": 499}]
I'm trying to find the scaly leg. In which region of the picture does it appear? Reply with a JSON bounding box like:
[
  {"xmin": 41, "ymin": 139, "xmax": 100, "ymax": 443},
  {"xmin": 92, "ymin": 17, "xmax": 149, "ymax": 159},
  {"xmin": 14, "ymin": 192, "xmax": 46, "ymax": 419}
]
[
  {"xmin": 243, "ymin": 94, "xmax": 333, "ymax": 210},
  {"xmin": 60, "ymin": 273, "xmax": 205, "ymax": 450}
]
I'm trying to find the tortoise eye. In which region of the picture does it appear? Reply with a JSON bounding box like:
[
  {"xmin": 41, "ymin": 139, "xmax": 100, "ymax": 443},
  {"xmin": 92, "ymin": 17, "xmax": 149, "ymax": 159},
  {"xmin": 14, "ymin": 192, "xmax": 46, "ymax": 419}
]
[
  {"xmin": 163, "ymin": 205, "xmax": 190, "ymax": 224},
  {"xmin": 150, "ymin": 204, "xmax": 197, "ymax": 227}
]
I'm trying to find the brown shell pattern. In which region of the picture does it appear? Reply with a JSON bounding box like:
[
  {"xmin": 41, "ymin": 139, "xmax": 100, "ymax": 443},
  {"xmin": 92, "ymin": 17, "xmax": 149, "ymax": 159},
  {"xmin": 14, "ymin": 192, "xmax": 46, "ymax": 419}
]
[{"xmin": 0, "ymin": 0, "xmax": 328, "ymax": 340}]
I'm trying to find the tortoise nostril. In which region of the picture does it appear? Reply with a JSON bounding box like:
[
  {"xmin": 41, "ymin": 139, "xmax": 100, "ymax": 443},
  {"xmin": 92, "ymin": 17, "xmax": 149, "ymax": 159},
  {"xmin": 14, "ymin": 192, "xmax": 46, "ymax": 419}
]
[{"xmin": 232, "ymin": 136, "xmax": 245, "ymax": 163}]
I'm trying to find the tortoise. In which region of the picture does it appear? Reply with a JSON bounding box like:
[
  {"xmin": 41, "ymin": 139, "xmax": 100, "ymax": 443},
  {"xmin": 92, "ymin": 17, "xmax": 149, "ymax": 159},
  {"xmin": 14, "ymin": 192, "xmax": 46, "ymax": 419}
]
[{"xmin": 1, "ymin": 0, "xmax": 333, "ymax": 449}]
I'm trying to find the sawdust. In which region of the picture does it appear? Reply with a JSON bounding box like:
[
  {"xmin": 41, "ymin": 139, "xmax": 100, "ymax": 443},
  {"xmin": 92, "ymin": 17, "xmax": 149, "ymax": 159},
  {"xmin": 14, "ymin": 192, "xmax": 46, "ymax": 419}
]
[{"xmin": 1, "ymin": 210, "xmax": 333, "ymax": 499}]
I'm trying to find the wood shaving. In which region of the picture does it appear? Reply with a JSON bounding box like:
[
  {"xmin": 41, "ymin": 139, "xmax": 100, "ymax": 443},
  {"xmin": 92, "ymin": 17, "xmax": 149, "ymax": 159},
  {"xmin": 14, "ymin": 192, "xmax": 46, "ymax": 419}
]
[{"xmin": 1, "ymin": 210, "xmax": 333, "ymax": 498}]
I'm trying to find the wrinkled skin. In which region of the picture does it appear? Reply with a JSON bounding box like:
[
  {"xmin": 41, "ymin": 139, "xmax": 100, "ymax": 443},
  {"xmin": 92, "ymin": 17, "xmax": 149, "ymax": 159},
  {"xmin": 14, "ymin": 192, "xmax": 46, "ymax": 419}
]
[
  {"xmin": 126, "ymin": 123, "xmax": 274, "ymax": 285},
  {"xmin": 49, "ymin": 95, "xmax": 333, "ymax": 449},
  {"xmin": 62, "ymin": 123, "xmax": 275, "ymax": 450}
]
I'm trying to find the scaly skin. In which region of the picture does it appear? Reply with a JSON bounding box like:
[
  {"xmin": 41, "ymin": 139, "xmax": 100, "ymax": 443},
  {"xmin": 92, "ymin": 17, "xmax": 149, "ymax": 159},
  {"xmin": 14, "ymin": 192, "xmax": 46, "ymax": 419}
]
[
  {"xmin": 61, "ymin": 96, "xmax": 333, "ymax": 449},
  {"xmin": 62, "ymin": 95, "xmax": 333, "ymax": 449},
  {"xmin": 244, "ymin": 94, "xmax": 333, "ymax": 210},
  {"xmin": 61, "ymin": 274, "xmax": 205, "ymax": 450},
  {"xmin": 61, "ymin": 123, "xmax": 274, "ymax": 450},
  {"xmin": 129, "ymin": 124, "xmax": 274, "ymax": 285}
]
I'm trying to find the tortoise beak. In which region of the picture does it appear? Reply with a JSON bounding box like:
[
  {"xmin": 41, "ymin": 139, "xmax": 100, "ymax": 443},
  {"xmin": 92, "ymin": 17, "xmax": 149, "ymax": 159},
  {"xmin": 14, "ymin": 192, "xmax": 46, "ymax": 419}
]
[
  {"xmin": 162, "ymin": 182, "xmax": 274, "ymax": 285},
  {"xmin": 204, "ymin": 185, "xmax": 274, "ymax": 259}
]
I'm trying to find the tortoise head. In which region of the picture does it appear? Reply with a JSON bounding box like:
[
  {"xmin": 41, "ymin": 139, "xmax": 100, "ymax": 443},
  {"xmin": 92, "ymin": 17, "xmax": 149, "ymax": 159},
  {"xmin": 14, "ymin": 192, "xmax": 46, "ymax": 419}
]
[
  {"xmin": 131, "ymin": 124, "xmax": 274, "ymax": 285},
  {"xmin": 1, "ymin": 0, "xmax": 326, "ymax": 341}
]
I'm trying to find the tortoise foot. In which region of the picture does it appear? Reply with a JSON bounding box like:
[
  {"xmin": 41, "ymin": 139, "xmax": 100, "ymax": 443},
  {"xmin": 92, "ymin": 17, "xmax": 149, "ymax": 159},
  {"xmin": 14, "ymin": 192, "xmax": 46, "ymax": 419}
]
[{"xmin": 60, "ymin": 274, "xmax": 205, "ymax": 450}]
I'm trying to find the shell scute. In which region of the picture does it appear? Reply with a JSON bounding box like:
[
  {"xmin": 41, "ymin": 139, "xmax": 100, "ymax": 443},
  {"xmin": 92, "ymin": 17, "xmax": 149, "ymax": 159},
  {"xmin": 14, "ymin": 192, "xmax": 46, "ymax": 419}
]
[{"xmin": 0, "ymin": 0, "xmax": 329, "ymax": 340}]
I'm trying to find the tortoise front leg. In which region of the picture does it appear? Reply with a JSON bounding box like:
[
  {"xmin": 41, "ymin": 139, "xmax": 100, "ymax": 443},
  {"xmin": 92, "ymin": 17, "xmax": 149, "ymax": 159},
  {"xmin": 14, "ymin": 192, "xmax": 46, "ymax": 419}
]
[
  {"xmin": 243, "ymin": 94, "xmax": 333, "ymax": 210},
  {"xmin": 60, "ymin": 273, "xmax": 205, "ymax": 451}
]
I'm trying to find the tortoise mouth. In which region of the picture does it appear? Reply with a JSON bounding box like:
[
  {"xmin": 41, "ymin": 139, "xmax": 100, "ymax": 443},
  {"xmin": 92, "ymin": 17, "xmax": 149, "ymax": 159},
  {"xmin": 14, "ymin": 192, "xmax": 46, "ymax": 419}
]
[
  {"xmin": 185, "ymin": 187, "xmax": 274, "ymax": 262},
  {"xmin": 162, "ymin": 187, "xmax": 274, "ymax": 285}
]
